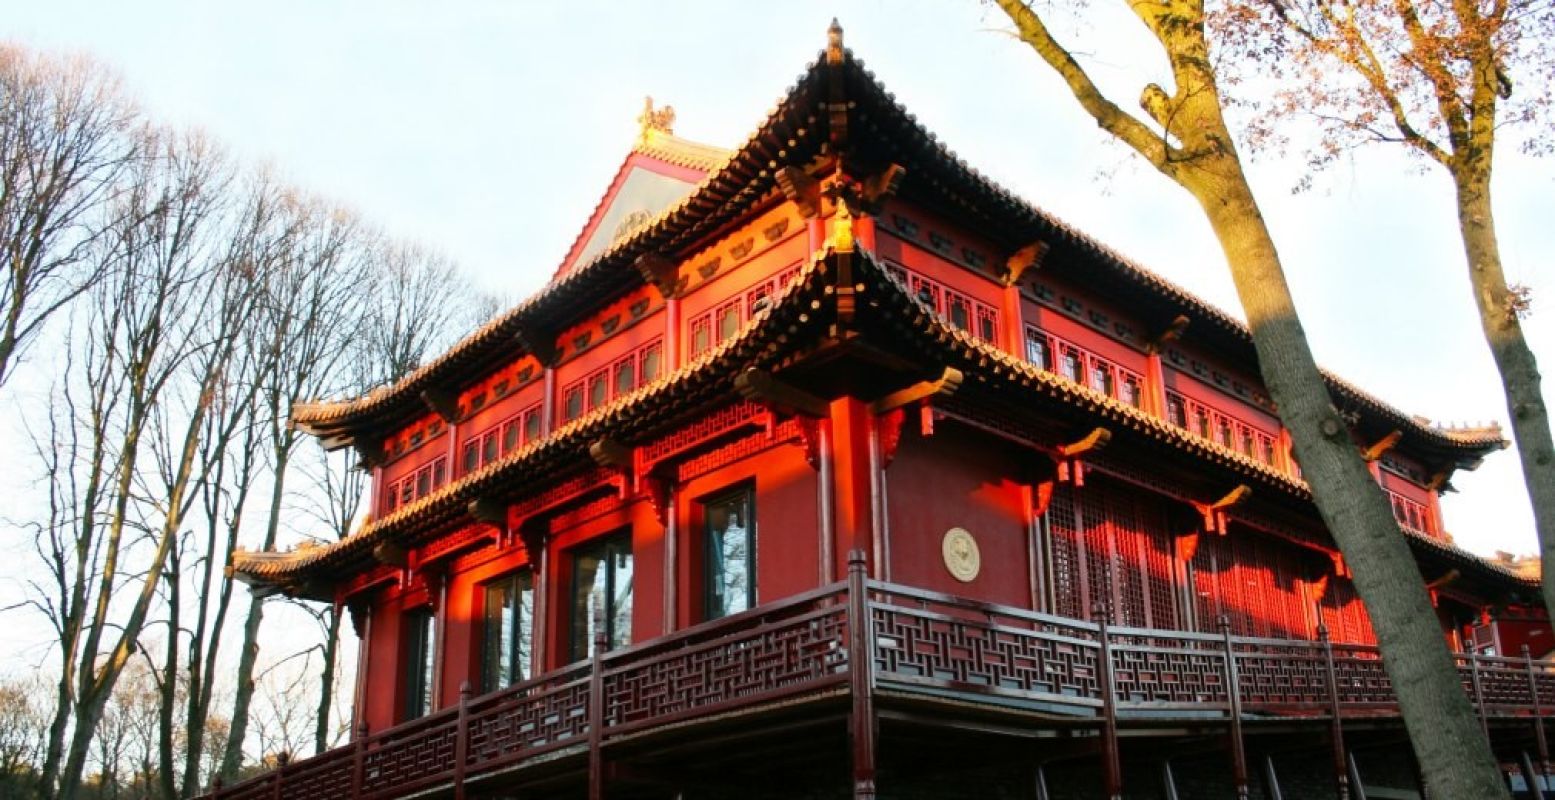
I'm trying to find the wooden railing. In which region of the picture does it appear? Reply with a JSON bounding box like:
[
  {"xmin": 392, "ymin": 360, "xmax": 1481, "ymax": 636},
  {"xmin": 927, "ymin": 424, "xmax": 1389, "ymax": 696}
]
[{"xmin": 204, "ymin": 573, "xmax": 1553, "ymax": 799}]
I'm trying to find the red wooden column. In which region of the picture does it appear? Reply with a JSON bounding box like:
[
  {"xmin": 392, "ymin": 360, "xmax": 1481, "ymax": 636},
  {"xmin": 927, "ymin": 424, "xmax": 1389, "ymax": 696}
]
[
  {"xmin": 847, "ymin": 550, "xmax": 878, "ymax": 799},
  {"xmin": 665, "ymin": 295, "xmax": 681, "ymax": 371},
  {"xmin": 1143, "ymin": 352, "xmax": 1168, "ymax": 419},
  {"xmin": 542, "ymin": 366, "xmax": 557, "ymax": 435},
  {"xmin": 1001, "ymin": 283, "xmax": 1025, "ymax": 361},
  {"xmin": 854, "ymin": 214, "xmax": 877, "ymax": 252},
  {"xmin": 830, "ymin": 397, "xmax": 878, "ymax": 578}
]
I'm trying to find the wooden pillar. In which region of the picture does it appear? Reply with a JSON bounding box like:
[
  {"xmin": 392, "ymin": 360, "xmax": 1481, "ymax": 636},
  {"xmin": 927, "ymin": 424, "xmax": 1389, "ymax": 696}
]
[
  {"xmin": 867, "ymin": 413, "xmax": 891, "ymax": 582},
  {"xmin": 1262, "ymin": 754, "xmax": 1284, "ymax": 800},
  {"xmin": 807, "ymin": 217, "xmax": 826, "ymax": 254},
  {"xmin": 445, "ymin": 419, "xmax": 459, "ymax": 477},
  {"xmin": 1033, "ymin": 764, "xmax": 1050, "ymax": 800},
  {"xmin": 352, "ymin": 605, "xmax": 372, "ymax": 732},
  {"xmin": 1143, "ymin": 352, "xmax": 1168, "ymax": 419},
  {"xmin": 542, "ymin": 366, "xmax": 557, "ymax": 435},
  {"xmin": 847, "ymin": 550, "xmax": 877, "ymax": 799},
  {"xmin": 432, "ymin": 572, "xmax": 449, "ymax": 709},
  {"xmin": 665, "ymin": 295, "xmax": 681, "ymax": 371},
  {"xmin": 588, "ymin": 629, "xmax": 606, "ymax": 800},
  {"xmin": 1218, "ymin": 615, "xmax": 1250, "ymax": 800},
  {"xmin": 350, "ymin": 722, "xmax": 367, "ymax": 800},
  {"xmin": 1096, "ymin": 605, "xmax": 1123, "ymax": 800},
  {"xmin": 818, "ymin": 419, "xmax": 836, "ymax": 583},
  {"xmin": 521, "ymin": 526, "xmax": 549, "ymax": 674},
  {"xmin": 1318, "ymin": 624, "xmax": 1352, "ymax": 800},
  {"xmin": 1522, "ymin": 751, "xmax": 1548, "ymax": 800},
  {"xmin": 453, "ymin": 681, "xmax": 471, "ymax": 800},
  {"xmin": 1347, "ymin": 752, "xmax": 1368, "ymax": 800},
  {"xmin": 1469, "ymin": 649, "xmax": 1490, "ymax": 738},
  {"xmin": 1161, "ymin": 759, "xmax": 1181, "ymax": 800},
  {"xmin": 663, "ymin": 480, "xmax": 678, "ymax": 636},
  {"xmin": 1001, "ymin": 283, "xmax": 1025, "ymax": 359},
  {"xmin": 830, "ymin": 398, "xmax": 876, "ymax": 575}
]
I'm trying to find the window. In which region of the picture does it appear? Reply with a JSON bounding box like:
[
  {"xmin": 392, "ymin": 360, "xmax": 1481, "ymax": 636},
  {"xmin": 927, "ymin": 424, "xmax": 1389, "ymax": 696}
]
[
  {"xmin": 1059, "ymin": 348, "xmax": 1082, "ymax": 382},
  {"xmin": 571, "ymin": 534, "xmax": 634, "ymax": 661},
  {"xmin": 716, "ymin": 300, "xmax": 740, "ymax": 342},
  {"xmin": 898, "ymin": 267, "xmax": 1001, "ymax": 345},
  {"xmin": 704, "ymin": 486, "xmax": 756, "ymax": 620},
  {"xmin": 383, "ymin": 457, "xmax": 449, "ymax": 514},
  {"xmin": 1025, "ymin": 328, "xmax": 1051, "ymax": 370},
  {"xmin": 482, "ymin": 571, "xmax": 534, "ymax": 692},
  {"xmin": 689, "ymin": 316, "xmax": 711, "ymax": 359},
  {"xmin": 559, "ymin": 340, "xmax": 663, "ymax": 422},
  {"xmin": 403, "ymin": 608, "xmax": 436, "ymax": 719},
  {"xmin": 1089, "ymin": 361, "xmax": 1114, "ymax": 396},
  {"xmin": 1167, "ymin": 395, "xmax": 1186, "ymax": 427},
  {"xmin": 1119, "ymin": 374, "xmax": 1141, "ymax": 408}
]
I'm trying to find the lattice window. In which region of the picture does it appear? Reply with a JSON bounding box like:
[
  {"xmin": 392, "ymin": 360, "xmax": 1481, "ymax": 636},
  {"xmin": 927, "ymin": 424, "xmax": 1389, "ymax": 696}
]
[
  {"xmin": 1165, "ymin": 390, "xmax": 1284, "ymax": 470},
  {"xmin": 383, "ymin": 456, "xmax": 449, "ymax": 514},
  {"xmin": 892, "ymin": 264, "xmax": 1001, "ymax": 344},
  {"xmin": 1388, "ymin": 490, "xmax": 1436, "ymax": 536},
  {"xmin": 1043, "ymin": 480, "xmax": 1178, "ymax": 628},
  {"xmin": 558, "ymin": 339, "xmax": 663, "ymax": 423},
  {"xmin": 1045, "ymin": 486, "xmax": 1084, "ymax": 621},
  {"xmin": 1027, "ymin": 326, "xmax": 1147, "ymax": 409}
]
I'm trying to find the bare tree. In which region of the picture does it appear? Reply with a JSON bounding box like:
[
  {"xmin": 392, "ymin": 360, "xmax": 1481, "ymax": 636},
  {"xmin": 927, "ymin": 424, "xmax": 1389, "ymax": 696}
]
[
  {"xmin": 989, "ymin": 2, "xmax": 1506, "ymax": 795},
  {"xmin": 0, "ymin": 673, "xmax": 52, "ymax": 796},
  {"xmin": 0, "ymin": 44, "xmax": 138, "ymax": 389},
  {"xmin": 1219, "ymin": 0, "xmax": 1555, "ymax": 624},
  {"xmin": 361, "ymin": 239, "xmax": 468, "ymax": 385},
  {"xmin": 29, "ymin": 128, "xmax": 252, "ymax": 800}
]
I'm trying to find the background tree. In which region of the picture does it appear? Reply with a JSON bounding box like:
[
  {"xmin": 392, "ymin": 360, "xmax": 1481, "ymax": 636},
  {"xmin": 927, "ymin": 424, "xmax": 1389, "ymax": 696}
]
[
  {"xmin": 989, "ymin": 1, "xmax": 1506, "ymax": 795},
  {"xmin": 0, "ymin": 45, "xmax": 138, "ymax": 389},
  {"xmin": 1218, "ymin": 0, "xmax": 1555, "ymax": 621}
]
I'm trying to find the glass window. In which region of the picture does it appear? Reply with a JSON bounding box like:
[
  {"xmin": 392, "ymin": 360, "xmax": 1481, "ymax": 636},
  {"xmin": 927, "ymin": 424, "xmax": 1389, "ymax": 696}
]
[
  {"xmin": 704, "ymin": 487, "xmax": 756, "ymax": 620},
  {"xmin": 1120, "ymin": 375, "xmax": 1140, "ymax": 407},
  {"xmin": 588, "ymin": 373, "xmax": 608, "ymax": 410},
  {"xmin": 717, "ymin": 302, "xmax": 740, "ymax": 342},
  {"xmin": 571, "ymin": 534, "xmax": 634, "ymax": 661},
  {"xmin": 481, "ymin": 433, "xmax": 498, "ymax": 465},
  {"xmin": 1025, "ymin": 329, "xmax": 1050, "ymax": 371},
  {"xmin": 415, "ymin": 468, "xmax": 431, "ymax": 498},
  {"xmin": 1060, "ymin": 349, "xmax": 1082, "ymax": 382},
  {"xmin": 403, "ymin": 608, "xmax": 436, "ymax": 719},
  {"xmin": 1090, "ymin": 362, "xmax": 1113, "ymax": 396},
  {"xmin": 613, "ymin": 357, "xmax": 635, "ymax": 396},
  {"xmin": 462, "ymin": 441, "xmax": 479, "ymax": 475},
  {"xmin": 1167, "ymin": 396, "xmax": 1186, "ymax": 427},
  {"xmin": 431, "ymin": 459, "xmax": 446, "ymax": 489},
  {"xmin": 640, "ymin": 343, "xmax": 662, "ymax": 383},
  {"xmin": 948, "ymin": 296, "xmax": 970, "ymax": 330},
  {"xmin": 977, "ymin": 307, "xmax": 998, "ymax": 343},
  {"xmin": 690, "ymin": 317, "xmax": 711, "ymax": 358},
  {"xmin": 502, "ymin": 420, "xmax": 519, "ymax": 454},
  {"xmin": 563, "ymin": 385, "xmax": 584, "ymax": 422},
  {"xmin": 523, "ymin": 407, "xmax": 541, "ymax": 443},
  {"xmin": 482, "ymin": 571, "xmax": 534, "ymax": 693}
]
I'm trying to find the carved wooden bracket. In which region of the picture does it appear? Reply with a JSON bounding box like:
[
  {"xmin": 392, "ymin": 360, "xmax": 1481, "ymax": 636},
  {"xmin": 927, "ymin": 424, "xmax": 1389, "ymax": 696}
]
[
  {"xmin": 870, "ymin": 367, "xmax": 964, "ymax": 414},
  {"xmin": 1426, "ymin": 470, "xmax": 1452, "ymax": 493},
  {"xmin": 776, "ymin": 166, "xmax": 823, "ymax": 219},
  {"xmin": 879, "ymin": 408, "xmax": 906, "ymax": 469},
  {"xmin": 643, "ymin": 474, "xmax": 673, "ymax": 528},
  {"xmin": 1048, "ymin": 427, "xmax": 1112, "ymax": 487},
  {"xmin": 353, "ymin": 436, "xmax": 386, "ymax": 469},
  {"xmin": 1191, "ymin": 484, "xmax": 1251, "ymax": 535},
  {"xmin": 589, "ymin": 438, "xmax": 634, "ymax": 471},
  {"xmin": 420, "ymin": 388, "xmax": 459, "ymax": 423},
  {"xmin": 1176, "ymin": 531, "xmax": 1201, "ymax": 563},
  {"xmin": 347, "ymin": 601, "xmax": 369, "ymax": 639},
  {"xmin": 467, "ymin": 497, "xmax": 507, "ymax": 538},
  {"xmin": 796, "ymin": 416, "xmax": 824, "ymax": 470},
  {"xmin": 512, "ymin": 321, "xmax": 559, "ymax": 367},
  {"xmin": 634, "ymin": 253, "xmax": 679, "ymax": 299},
  {"xmin": 734, "ymin": 367, "xmax": 829, "ymax": 418},
  {"xmin": 1002, "ymin": 241, "xmax": 1049, "ymax": 287},
  {"xmin": 372, "ymin": 541, "xmax": 409, "ymax": 569},
  {"xmin": 1032, "ymin": 480, "xmax": 1055, "ymax": 518},
  {"xmin": 851, "ymin": 163, "xmax": 906, "ymax": 216},
  {"xmin": 1361, "ymin": 429, "xmax": 1403, "ymax": 462},
  {"xmin": 1145, "ymin": 315, "xmax": 1191, "ymax": 355}
]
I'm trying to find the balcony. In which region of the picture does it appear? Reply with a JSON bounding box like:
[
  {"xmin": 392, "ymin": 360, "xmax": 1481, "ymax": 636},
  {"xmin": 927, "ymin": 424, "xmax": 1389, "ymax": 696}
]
[{"xmin": 205, "ymin": 558, "xmax": 1555, "ymax": 800}]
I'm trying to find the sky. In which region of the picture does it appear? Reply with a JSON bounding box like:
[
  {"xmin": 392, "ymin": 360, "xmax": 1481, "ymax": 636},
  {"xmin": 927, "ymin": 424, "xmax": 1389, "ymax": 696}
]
[{"xmin": 1, "ymin": 2, "xmax": 1551, "ymax": 665}]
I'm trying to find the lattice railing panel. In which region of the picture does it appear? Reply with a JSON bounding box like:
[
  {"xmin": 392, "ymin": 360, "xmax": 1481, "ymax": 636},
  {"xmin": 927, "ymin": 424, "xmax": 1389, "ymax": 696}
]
[
  {"xmin": 603, "ymin": 599, "xmax": 847, "ymax": 731},
  {"xmin": 1231, "ymin": 641, "xmax": 1331, "ymax": 710},
  {"xmin": 1328, "ymin": 645, "xmax": 1394, "ymax": 707},
  {"xmin": 871, "ymin": 597, "xmax": 1101, "ymax": 701},
  {"xmin": 1468, "ymin": 655, "xmax": 1535, "ymax": 709},
  {"xmin": 278, "ymin": 749, "xmax": 353, "ymax": 800},
  {"xmin": 1109, "ymin": 638, "xmax": 1227, "ymax": 706},
  {"xmin": 466, "ymin": 666, "xmax": 592, "ymax": 766},
  {"xmin": 361, "ymin": 720, "xmax": 457, "ymax": 797}
]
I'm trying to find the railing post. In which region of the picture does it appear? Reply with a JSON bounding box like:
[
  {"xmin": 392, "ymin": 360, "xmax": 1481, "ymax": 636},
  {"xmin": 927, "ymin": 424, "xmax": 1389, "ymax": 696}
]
[
  {"xmin": 1468, "ymin": 650, "xmax": 1490, "ymax": 739},
  {"xmin": 1317, "ymin": 625, "xmax": 1350, "ymax": 800},
  {"xmin": 589, "ymin": 630, "xmax": 607, "ymax": 800},
  {"xmin": 1095, "ymin": 603, "xmax": 1122, "ymax": 800},
  {"xmin": 847, "ymin": 549, "xmax": 878, "ymax": 800},
  {"xmin": 454, "ymin": 680, "xmax": 471, "ymax": 800},
  {"xmin": 1217, "ymin": 616, "xmax": 1249, "ymax": 800},
  {"xmin": 351, "ymin": 722, "xmax": 367, "ymax": 800},
  {"xmin": 1526, "ymin": 645, "xmax": 1551, "ymax": 798}
]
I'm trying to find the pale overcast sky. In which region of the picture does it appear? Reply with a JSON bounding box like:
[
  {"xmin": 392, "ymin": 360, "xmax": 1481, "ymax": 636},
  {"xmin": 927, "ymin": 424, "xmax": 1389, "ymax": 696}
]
[{"xmin": 2, "ymin": 2, "xmax": 1551, "ymax": 664}]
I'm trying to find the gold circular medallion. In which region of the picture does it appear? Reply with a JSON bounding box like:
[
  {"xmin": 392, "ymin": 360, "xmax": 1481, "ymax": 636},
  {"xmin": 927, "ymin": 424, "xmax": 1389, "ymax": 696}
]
[{"xmin": 941, "ymin": 527, "xmax": 980, "ymax": 583}]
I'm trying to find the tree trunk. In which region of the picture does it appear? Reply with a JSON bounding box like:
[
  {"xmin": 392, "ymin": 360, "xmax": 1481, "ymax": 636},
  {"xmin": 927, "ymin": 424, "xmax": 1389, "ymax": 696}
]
[
  {"xmin": 1453, "ymin": 165, "xmax": 1555, "ymax": 618},
  {"xmin": 315, "ymin": 607, "xmax": 343, "ymax": 756},
  {"xmin": 1190, "ymin": 163, "xmax": 1508, "ymax": 799}
]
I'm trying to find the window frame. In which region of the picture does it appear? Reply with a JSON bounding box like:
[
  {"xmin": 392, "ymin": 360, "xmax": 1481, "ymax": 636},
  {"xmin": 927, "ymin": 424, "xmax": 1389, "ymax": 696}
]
[
  {"xmin": 481, "ymin": 570, "xmax": 534, "ymax": 693},
  {"xmin": 568, "ymin": 531, "xmax": 634, "ymax": 662},
  {"xmin": 701, "ymin": 484, "xmax": 758, "ymax": 621},
  {"xmin": 402, "ymin": 606, "xmax": 436, "ymax": 720}
]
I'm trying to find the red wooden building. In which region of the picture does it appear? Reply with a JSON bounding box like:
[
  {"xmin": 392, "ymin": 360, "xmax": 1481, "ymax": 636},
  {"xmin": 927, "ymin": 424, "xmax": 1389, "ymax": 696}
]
[{"xmin": 219, "ymin": 24, "xmax": 1553, "ymax": 800}]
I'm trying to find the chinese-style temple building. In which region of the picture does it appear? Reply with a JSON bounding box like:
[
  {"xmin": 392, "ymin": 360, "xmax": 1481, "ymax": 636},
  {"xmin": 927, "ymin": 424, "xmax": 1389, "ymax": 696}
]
[{"xmin": 219, "ymin": 23, "xmax": 1554, "ymax": 800}]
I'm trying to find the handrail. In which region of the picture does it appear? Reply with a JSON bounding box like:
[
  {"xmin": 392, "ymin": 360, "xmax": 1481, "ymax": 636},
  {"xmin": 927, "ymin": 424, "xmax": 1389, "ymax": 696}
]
[{"xmin": 203, "ymin": 578, "xmax": 1551, "ymax": 800}]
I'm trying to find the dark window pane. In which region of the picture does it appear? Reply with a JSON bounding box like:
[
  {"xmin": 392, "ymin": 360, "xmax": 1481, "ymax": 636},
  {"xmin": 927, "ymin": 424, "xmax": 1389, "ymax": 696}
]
[
  {"xmin": 524, "ymin": 408, "xmax": 541, "ymax": 443},
  {"xmin": 704, "ymin": 487, "xmax": 756, "ymax": 620},
  {"xmin": 949, "ymin": 296, "xmax": 970, "ymax": 330},
  {"xmin": 482, "ymin": 433, "xmax": 498, "ymax": 465},
  {"xmin": 571, "ymin": 535, "xmax": 633, "ymax": 661},
  {"xmin": 1060, "ymin": 350, "xmax": 1081, "ymax": 382},
  {"xmin": 690, "ymin": 318, "xmax": 710, "ymax": 357},
  {"xmin": 483, "ymin": 571, "xmax": 533, "ymax": 693},
  {"xmin": 415, "ymin": 469, "xmax": 430, "ymax": 498},
  {"xmin": 462, "ymin": 441, "xmax": 479, "ymax": 474},
  {"xmin": 614, "ymin": 358, "xmax": 634, "ymax": 396},
  {"xmin": 1025, "ymin": 331, "xmax": 1050, "ymax": 370},
  {"xmin": 588, "ymin": 373, "xmax": 607, "ymax": 410},
  {"xmin": 403, "ymin": 609, "xmax": 436, "ymax": 719},
  {"xmin": 717, "ymin": 303, "xmax": 740, "ymax": 342},
  {"xmin": 502, "ymin": 421, "xmax": 519, "ymax": 454},
  {"xmin": 640, "ymin": 343, "xmax": 661, "ymax": 383},
  {"xmin": 431, "ymin": 459, "xmax": 446, "ymax": 489},
  {"xmin": 564, "ymin": 386, "xmax": 583, "ymax": 421}
]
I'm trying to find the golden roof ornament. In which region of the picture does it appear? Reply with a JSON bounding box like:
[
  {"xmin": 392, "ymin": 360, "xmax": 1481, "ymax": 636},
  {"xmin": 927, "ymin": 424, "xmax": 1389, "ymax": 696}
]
[
  {"xmin": 636, "ymin": 96, "xmax": 676, "ymax": 145},
  {"xmin": 832, "ymin": 197, "xmax": 855, "ymax": 253},
  {"xmin": 827, "ymin": 18, "xmax": 845, "ymax": 66}
]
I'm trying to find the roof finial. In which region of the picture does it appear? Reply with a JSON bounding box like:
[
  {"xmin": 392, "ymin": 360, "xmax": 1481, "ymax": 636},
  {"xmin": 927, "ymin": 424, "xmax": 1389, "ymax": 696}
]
[
  {"xmin": 636, "ymin": 96, "xmax": 676, "ymax": 144},
  {"xmin": 832, "ymin": 197, "xmax": 855, "ymax": 253},
  {"xmin": 827, "ymin": 18, "xmax": 845, "ymax": 65}
]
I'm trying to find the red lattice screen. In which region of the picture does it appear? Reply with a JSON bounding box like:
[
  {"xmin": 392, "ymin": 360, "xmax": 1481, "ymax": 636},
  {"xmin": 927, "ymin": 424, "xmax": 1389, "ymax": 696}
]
[{"xmin": 1045, "ymin": 480, "xmax": 1177, "ymax": 629}]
